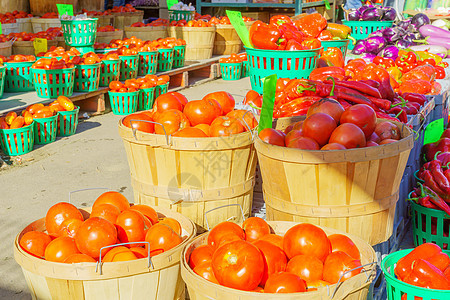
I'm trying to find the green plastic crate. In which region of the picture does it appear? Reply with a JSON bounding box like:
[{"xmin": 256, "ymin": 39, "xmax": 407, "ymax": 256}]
[
  {"xmin": 245, "ymin": 46, "xmax": 322, "ymax": 94},
  {"xmin": 138, "ymin": 51, "xmax": 158, "ymax": 76},
  {"xmin": 220, "ymin": 62, "xmax": 242, "ymax": 81},
  {"xmin": 321, "ymin": 39, "xmax": 350, "ymax": 59},
  {"xmin": 99, "ymin": 59, "xmax": 120, "ymax": 87},
  {"xmin": 155, "ymin": 83, "xmax": 169, "ymax": 99},
  {"xmin": 0, "ymin": 66, "xmax": 5, "ymax": 98},
  {"xmin": 119, "ymin": 55, "xmax": 139, "ymax": 81},
  {"xmin": 241, "ymin": 60, "xmax": 249, "ymax": 78},
  {"xmin": 382, "ymin": 248, "xmax": 450, "ymax": 300},
  {"xmin": 0, "ymin": 123, "xmax": 34, "ymax": 156},
  {"xmin": 4, "ymin": 61, "xmax": 35, "ymax": 92},
  {"xmin": 138, "ymin": 87, "xmax": 156, "ymax": 111},
  {"xmin": 109, "ymin": 91, "xmax": 138, "ymax": 115},
  {"xmin": 157, "ymin": 48, "xmax": 174, "ymax": 72},
  {"xmin": 61, "ymin": 18, "xmax": 98, "ymax": 47},
  {"xmin": 342, "ymin": 20, "xmax": 394, "ymax": 50},
  {"xmin": 168, "ymin": 10, "xmax": 195, "ymax": 22},
  {"xmin": 74, "ymin": 63, "xmax": 101, "ymax": 92},
  {"xmin": 32, "ymin": 67, "xmax": 75, "ymax": 99},
  {"xmin": 57, "ymin": 106, "xmax": 79, "ymax": 137},
  {"xmin": 173, "ymin": 45, "xmax": 186, "ymax": 68},
  {"xmin": 34, "ymin": 115, "xmax": 58, "ymax": 144}
]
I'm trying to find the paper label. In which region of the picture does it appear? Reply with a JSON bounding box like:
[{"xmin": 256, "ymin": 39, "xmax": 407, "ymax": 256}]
[
  {"xmin": 424, "ymin": 118, "xmax": 444, "ymax": 145},
  {"xmin": 33, "ymin": 38, "xmax": 48, "ymax": 56},
  {"xmin": 56, "ymin": 4, "xmax": 74, "ymax": 16},
  {"xmin": 258, "ymin": 74, "xmax": 277, "ymax": 133},
  {"xmin": 226, "ymin": 10, "xmax": 252, "ymax": 49}
]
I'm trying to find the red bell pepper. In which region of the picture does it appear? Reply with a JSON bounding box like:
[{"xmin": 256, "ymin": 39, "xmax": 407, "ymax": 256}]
[
  {"xmin": 395, "ymin": 243, "xmax": 445, "ymax": 280},
  {"xmin": 301, "ymin": 38, "xmax": 321, "ymax": 50},
  {"xmin": 399, "ymin": 80, "xmax": 432, "ymax": 94},
  {"xmin": 269, "ymin": 15, "xmax": 294, "ymax": 27},
  {"xmin": 344, "ymin": 58, "xmax": 366, "ymax": 78},
  {"xmin": 294, "ymin": 13, "xmax": 327, "ymax": 38},
  {"xmin": 318, "ymin": 47, "xmax": 345, "ymax": 68},
  {"xmin": 309, "ymin": 66, "xmax": 345, "ymax": 81},
  {"xmin": 317, "ymin": 30, "xmax": 334, "ymax": 41},
  {"xmin": 361, "ymin": 64, "xmax": 395, "ymax": 100},
  {"xmin": 285, "ymin": 39, "xmax": 303, "ymax": 51},
  {"xmin": 279, "ymin": 23, "xmax": 304, "ymax": 43},
  {"xmin": 250, "ymin": 23, "xmax": 283, "ymax": 50}
]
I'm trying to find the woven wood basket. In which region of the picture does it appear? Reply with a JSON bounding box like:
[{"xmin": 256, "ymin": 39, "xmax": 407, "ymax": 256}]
[
  {"xmin": 0, "ymin": 41, "xmax": 13, "ymax": 57},
  {"xmin": 113, "ymin": 11, "xmax": 144, "ymax": 31},
  {"xmin": 124, "ymin": 26, "xmax": 168, "ymax": 41},
  {"xmin": 213, "ymin": 24, "xmax": 241, "ymax": 55},
  {"xmin": 12, "ymin": 40, "xmax": 58, "ymax": 56},
  {"xmin": 95, "ymin": 30, "xmax": 124, "ymax": 44},
  {"xmin": 31, "ymin": 18, "xmax": 61, "ymax": 33},
  {"xmin": 168, "ymin": 26, "xmax": 215, "ymax": 60}
]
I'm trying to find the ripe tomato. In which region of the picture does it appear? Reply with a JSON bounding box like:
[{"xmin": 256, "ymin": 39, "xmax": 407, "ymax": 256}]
[
  {"xmin": 286, "ymin": 254, "xmax": 324, "ymax": 283},
  {"xmin": 10, "ymin": 116, "xmax": 25, "ymax": 129},
  {"xmin": 285, "ymin": 130, "xmax": 303, "ymax": 145},
  {"xmin": 63, "ymin": 253, "xmax": 96, "ymax": 263},
  {"xmin": 209, "ymin": 116, "xmax": 244, "ymax": 137},
  {"xmin": 44, "ymin": 237, "xmax": 81, "ymax": 262},
  {"xmin": 226, "ymin": 110, "xmax": 258, "ymax": 131},
  {"xmin": 45, "ymin": 202, "xmax": 84, "ymax": 236},
  {"xmin": 189, "ymin": 245, "xmax": 215, "ymax": 269},
  {"xmin": 366, "ymin": 141, "xmax": 379, "ymax": 147},
  {"xmin": 159, "ymin": 218, "xmax": 182, "ymax": 236},
  {"xmin": 256, "ymin": 234, "xmax": 284, "ymax": 249},
  {"xmin": 340, "ymin": 104, "xmax": 376, "ymax": 138},
  {"xmin": 129, "ymin": 204, "xmax": 158, "ymax": 225},
  {"xmin": 183, "ymin": 99, "xmax": 222, "ymax": 126},
  {"xmin": 75, "ymin": 217, "xmax": 118, "ymax": 259},
  {"xmin": 93, "ymin": 191, "xmax": 130, "ymax": 212},
  {"xmin": 258, "ymin": 128, "xmax": 285, "ymax": 147},
  {"xmin": 109, "ymin": 81, "xmax": 124, "ymax": 90},
  {"xmin": 172, "ymin": 127, "xmax": 208, "ymax": 137},
  {"xmin": 27, "ymin": 103, "xmax": 45, "ymax": 114},
  {"xmin": 287, "ymin": 137, "xmax": 320, "ymax": 150},
  {"xmin": 145, "ymin": 223, "xmax": 182, "ymax": 256},
  {"xmin": 368, "ymin": 132, "xmax": 381, "ymax": 143},
  {"xmin": 242, "ymin": 217, "xmax": 270, "ymax": 242},
  {"xmin": 19, "ymin": 231, "xmax": 52, "ymax": 258},
  {"xmin": 283, "ymin": 223, "xmax": 331, "ymax": 261},
  {"xmin": 103, "ymin": 246, "xmax": 137, "ymax": 262},
  {"xmin": 323, "ymin": 251, "xmax": 362, "ymax": 284},
  {"xmin": 307, "ymin": 279, "xmax": 331, "ymax": 290},
  {"xmin": 130, "ymin": 246, "xmax": 148, "ymax": 258},
  {"xmin": 56, "ymin": 96, "xmax": 75, "ymax": 111},
  {"xmin": 202, "ymin": 91, "xmax": 235, "ymax": 114},
  {"xmin": 321, "ymin": 143, "xmax": 346, "ymax": 150},
  {"xmin": 253, "ymin": 240, "xmax": 288, "ymax": 286},
  {"xmin": 375, "ymin": 121, "xmax": 400, "ymax": 141},
  {"xmin": 207, "ymin": 221, "xmax": 245, "ymax": 249},
  {"xmin": 307, "ymin": 98, "xmax": 344, "ymax": 123},
  {"xmin": 153, "ymin": 92, "xmax": 188, "ymax": 112},
  {"xmin": 211, "ymin": 240, "xmax": 264, "ymax": 291},
  {"xmin": 115, "ymin": 209, "xmax": 146, "ymax": 246},
  {"xmin": 194, "ymin": 124, "xmax": 210, "ymax": 136},
  {"xmin": 154, "ymin": 109, "xmax": 190, "ymax": 135},
  {"xmin": 90, "ymin": 203, "xmax": 121, "ymax": 224},
  {"xmin": 379, "ymin": 139, "xmax": 397, "ymax": 145},
  {"xmin": 264, "ymin": 272, "xmax": 307, "ymax": 293},
  {"xmin": 122, "ymin": 113, "xmax": 154, "ymax": 133},
  {"xmin": 329, "ymin": 123, "xmax": 366, "ymax": 149},
  {"xmin": 328, "ymin": 234, "xmax": 360, "ymax": 260},
  {"xmin": 194, "ymin": 262, "xmax": 219, "ymax": 284},
  {"xmin": 58, "ymin": 218, "xmax": 83, "ymax": 238},
  {"xmin": 302, "ymin": 113, "xmax": 337, "ymax": 146}
]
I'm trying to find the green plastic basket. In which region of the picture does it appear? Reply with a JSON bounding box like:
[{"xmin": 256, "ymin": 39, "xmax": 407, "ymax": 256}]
[
  {"xmin": 138, "ymin": 87, "xmax": 156, "ymax": 111},
  {"xmin": 157, "ymin": 48, "xmax": 174, "ymax": 72},
  {"xmin": 245, "ymin": 46, "xmax": 322, "ymax": 94},
  {"xmin": 34, "ymin": 115, "xmax": 58, "ymax": 144},
  {"xmin": 57, "ymin": 106, "xmax": 79, "ymax": 137},
  {"xmin": 220, "ymin": 62, "xmax": 242, "ymax": 81},
  {"xmin": 119, "ymin": 55, "xmax": 139, "ymax": 81},
  {"xmin": 74, "ymin": 63, "xmax": 101, "ymax": 92},
  {"xmin": 382, "ymin": 248, "xmax": 450, "ymax": 300},
  {"xmin": 173, "ymin": 45, "xmax": 186, "ymax": 68},
  {"xmin": 155, "ymin": 83, "xmax": 169, "ymax": 99},
  {"xmin": 109, "ymin": 91, "xmax": 138, "ymax": 115},
  {"xmin": 138, "ymin": 51, "xmax": 158, "ymax": 76},
  {"xmin": 4, "ymin": 61, "xmax": 35, "ymax": 92},
  {"xmin": 0, "ymin": 66, "xmax": 5, "ymax": 98},
  {"xmin": 61, "ymin": 18, "xmax": 98, "ymax": 47},
  {"xmin": 75, "ymin": 46, "xmax": 95, "ymax": 55},
  {"xmin": 168, "ymin": 10, "xmax": 195, "ymax": 22},
  {"xmin": 241, "ymin": 60, "xmax": 249, "ymax": 78},
  {"xmin": 0, "ymin": 123, "xmax": 34, "ymax": 156},
  {"xmin": 95, "ymin": 48, "xmax": 118, "ymax": 54},
  {"xmin": 32, "ymin": 67, "xmax": 75, "ymax": 99},
  {"xmin": 321, "ymin": 39, "xmax": 350, "ymax": 59},
  {"xmin": 342, "ymin": 20, "xmax": 394, "ymax": 50},
  {"xmin": 99, "ymin": 59, "xmax": 120, "ymax": 87}
]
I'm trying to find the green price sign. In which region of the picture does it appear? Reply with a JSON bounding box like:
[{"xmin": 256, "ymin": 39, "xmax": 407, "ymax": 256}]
[
  {"xmin": 167, "ymin": 0, "xmax": 178, "ymax": 9},
  {"xmin": 226, "ymin": 10, "xmax": 252, "ymax": 49},
  {"xmin": 56, "ymin": 4, "xmax": 74, "ymax": 16},
  {"xmin": 0, "ymin": 23, "xmax": 2, "ymax": 35},
  {"xmin": 424, "ymin": 118, "xmax": 444, "ymax": 145},
  {"xmin": 324, "ymin": 0, "xmax": 331, "ymax": 10},
  {"xmin": 258, "ymin": 74, "xmax": 277, "ymax": 133}
]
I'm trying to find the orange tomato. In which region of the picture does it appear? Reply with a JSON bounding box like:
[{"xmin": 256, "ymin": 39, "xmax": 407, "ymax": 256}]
[
  {"xmin": 194, "ymin": 124, "xmax": 210, "ymax": 136},
  {"xmin": 328, "ymin": 234, "xmax": 361, "ymax": 260},
  {"xmin": 183, "ymin": 99, "xmax": 222, "ymax": 126},
  {"xmin": 5, "ymin": 111, "xmax": 17, "ymax": 125},
  {"xmin": 209, "ymin": 116, "xmax": 244, "ymax": 137},
  {"xmin": 45, "ymin": 202, "xmax": 84, "ymax": 236},
  {"xmin": 44, "ymin": 237, "xmax": 81, "ymax": 262},
  {"xmin": 153, "ymin": 92, "xmax": 187, "ymax": 112},
  {"xmin": 144, "ymin": 223, "xmax": 182, "ymax": 256},
  {"xmin": 256, "ymin": 234, "xmax": 284, "ymax": 250},
  {"xmin": 283, "ymin": 223, "xmax": 331, "ymax": 261},
  {"xmin": 0, "ymin": 117, "xmax": 9, "ymax": 129},
  {"xmin": 130, "ymin": 247, "xmax": 148, "ymax": 258},
  {"xmin": 202, "ymin": 92, "xmax": 235, "ymax": 114},
  {"xmin": 172, "ymin": 127, "xmax": 208, "ymax": 137},
  {"xmin": 189, "ymin": 245, "xmax": 214, "ymax": 269},
  {"xmin": 207, "ymin": 221, "xmax": 244, "ymax": 249},
  {"xmin": 10, "ymin": 116, "xmax": 25, "ymax": 129},
  {"xmin": 75, "ymin": 217, "xmax": 118, "ymax": 259},
  {"xmin": 63, "ymin": 253, "xmax": 96, "ymax": 263},
  {"xmin": 27, "ymin": 103, "xmax": 44, "ymax": 114},
  {"xmin": 103, "ymin": 246, "xmax": 137, "ymax": 262},
  {"xmin": 153, "ymin": 109, "xmax": 190, "ymax": 135},
  {"xmin": 242, "ymin": 217, "xmax": 270, "ymax": 243},
  {"xmin": 226, "ymin": 110, "xmax": 258, "ymax": 131},
  {"xmin": 253, "ymin": 240, "xmax": 288, "ymax": 286},
  {"xmin": 323, "ymin": 251, "xmax": 362, "ymax": 284},
  {"xmin": 57, "ymin": 218, "xmax": 83, "ymax": 239},
  {"xmin": 115, "ymin": 209, "xmax": 147, "ymax": 246},
  {"xmin": 122, "ymin": 113, "xmax": 154, "ymax": 134},
  {"xmin": 93, "ymin": 191, "xmax": 130, "ymax": 212},
  {"xmin": 19, "ymin": 231, "xmax": 52, "ymax": 258},
  {"xmin": 264, "ymin": 272, "xmax": 307, "ymax": 293},
  {"xmin": 57, "ymin": 96, "xmax": 75, "ymax": 111},
  {"xmin": 193, "ymin": 262, "xmax": 219, "ymax": 284},
  {"xmin": 158, "ymin": 218, "xmax": 182, "ymax": 236},
  {"xmin": 129, "ymin": 204, "xmax": 158, "ymax": 225},
  {"xmin": 22, "ymin": 111, "xmax": 34, "ymax": 125},
  {"xmin": 90, "ymin": 203, "xmax": 121, "ymax": 224},
  {"xmin": 286, "ymin": 254, "xmax": 324, "ymax": 283}
]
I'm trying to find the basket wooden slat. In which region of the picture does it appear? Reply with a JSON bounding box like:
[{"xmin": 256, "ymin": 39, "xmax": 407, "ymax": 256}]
[
  {"xmin": 255, "ymin": 118, "xmax": 414, "ymax": 245},
  {"xmin": 213, "ymin": 24, "xmax": 241, "ymax": 55},
  {"xmin": 95, "ymin": 30, "xmax": 124, "ymax": 44},
  {"xmin": 0, "ymin": 41, "xmax": 13, "ymax": 57},
  {"xmin": 168, "ymin": 26, "xmax": 215, "ymax": 61},
  {"xmin": 96, "ymin": 15, "xmax": 115, "ymax": 28},
  {"xmin": 124, "ymin": 26, "xmax": 168, "ymax": 41},
  {"xmin": 113, "ymin": 11, "xmax": 144, "ymax": 31},
  {"xmin": 182, "ymin": 221, "xmax": 377, "ymax": 300},
  {"xmin": 31, "ymin": 18, "xmax": 61, "ymax": 33},
  {"xmin": 12, "ymin": 40, "xmax": 58, "ymax": 56}
]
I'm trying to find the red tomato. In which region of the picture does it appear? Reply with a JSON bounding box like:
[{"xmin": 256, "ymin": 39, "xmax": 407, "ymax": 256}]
[
  {"xmin": 63, "ymin": 253, "xmax": 96, "ymax": 263},
  {"xmin": 329, "ymin": 123, "xmax": 366, "ymax": 149},
  {"xmin": 172, "ymin": 127, "xmax": 208, "ymax": 137},
  {"xmin": 340, "ymin": 104, "xmax": 376, "ymax": 138},
  {"xmin": 129, "ymin": 204, "xmax": 158, "ymax": 225},
  {"xmin": 90, "ymin": 203, "xmax": 121, "ymax": 224},
  {"xmin": 321, "ymin": 143, "xmax": 346, "ymax": 150},
  {"xmin": 226, "ymin": 110, "xmax": 258, "ymax": 131},
  {"xmin": 207, "ymin": 221, "xmax": 245, "ymax": 249},
  {"xmin": 287, "ymin": 137, "xmax": 320, "ymax": 150},
  {"xmin": 115, "ymin": 209, "xmax": 147, "ymax": 246},
  {"xmin": 189, "ymin": 245, "xmax": 215, "ymax": 269},
  {"xmin": 302, "ymin": 113, "xmax": 337, "ymax": 146},
  {"xmin": 93, "ymin": 191, "xmax": 130, "ymax": 212},
  {"xmin": 242, "ymin": 217, "xmax": 270, "ymax": 242},
  {"xmin": 323, "ymin": 251, "xmax": 362, "ymax": 284},
  {"xmin": 253, "ymin": 240, "xmax": 288, "ymax": 286},
  {"xmin": 283, "ymin": 223, "xmax": 331, "ymax": 261},
  {"xmin": 45, "ymin": 202, "xmax": 84, "ymax": 236},
  {"xmin": 286, "ymin": 254, "xmax": 324, "ymax": 283},
  {"xmin": 328, "ymin": 234, "xmax": 360, "ymax": 260},
  {"xmin": 211, "ymin": 240, "xmax": 264, "ymax": 291},
  {"xmin": 58, "ymin": 218, "xmax": 83, "ymax": 238},
  {"xmin": 122, "ymin": 113, "xmax": 154, "ymax": 133},
  {"xmin": 194, "ymin": 262, "xmax": 219, "ymax": 284},
  {"xmin": 75, "ymin": 217, "xmax": 118, "ymax": 259},
  {"xmin": 366, "ymin": 141, "xmax": 379, "ymax": 147},
  {"xmin": 103, "ymin": 246, "xmax": 137, "ymax": 262},
  {"xmin": 154, "ymin": 92, "xmax": 188, "ymax": 112},
  {"xmin": 256, "ymin": 234, "xmax": 284, "ymax": 249},
  {"xmin": 202, "ymin": 91, "xmax": 235, "ymax": 114},
  {"xmin": 259, "ymin": 128, "xmax": 286, "ymax": 146},
  {"xmin": 194, "ymin": 124, "xmax": 210, "ymax": 136},
  {"xmin": 307, "ymin": 98, "xmax": 345, "ymax": 123},
  {"xmin": 145, "ymin": 223, "xmax": 182, "ymax": 256},
  {"xmin": 264, "ymin": 272, "xmax": 307, "ymax": 293},
  {"xmin": 19, "ymin": 231, "xmax": 52, "ymax": 258},
  {"xmin": 44, "ymin": 237, "xmax": 81, "ymax": 262},
  {"xmin": 368, "ymin": 132, "xmax": 381, "ymax": 143},
  {"xmin": 285, "ymin": 130, "xmax": 304, "ymax": 145},
  {"xmin": 375, "ymin": 121, "xmax": 401, "ymax": 141},
  {"xmin": 379, "ymin": 139, "xmax": 397, "ymax": 145},
  {"xmin": 159, "ymin": 218, "xmax": 182, "ymax": 236},
  {"xmin": 183, "ymin": 99, "xmax": 223, "ymax": 126},
  {"xmin": 209, "ymin": 116, "xmax": 244, "ymax": 137},
  {"xmin": 153, "ymin": 109, "xmax": 191, "ymax": 135}
]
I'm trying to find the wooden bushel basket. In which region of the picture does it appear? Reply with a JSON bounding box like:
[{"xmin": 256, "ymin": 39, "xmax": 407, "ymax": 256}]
[
  {"xmin": 168, "ymin": 26, "xmax": 216, "ymax": 61},
  {"xmin": 31, "ymin": 18, "xmax": 61, "ymax": 33},
  {"xmin": 181, "ymin": 221, "xmax": 377, "ymax": 300},
  {"xmin": 213, "ymin": 24, "xmax": 241, "ymax": 55},
  {"xmin": 96, "ymin": 15, "xmax": 115, "ymax": 28},
  {"xmin": 0, "ymin": 41, "xmax": 13, "ymax": 57},
  {"xmin": 95, "ymin": 30, "xmax": 124, "ymax": 44},
  {"xmin": 124, "ymin": 26, "xmax": 168, "ymax": 41},
  {"xmin": 14, "ymin": 206, "xmax": 196, "ymax": 300},
  {"xmin": 113, "ymin": 11, "xmax": 144, "ymax": 31},
  {"xmin": 12, "ymin": 40, "xmax": 58, "ymax": 56},
  {"xmin": 118, "ymin": 119, "xmax": 257, "ymax": 232},
  {"xmin": 255, "ymin": 118, "xmax": 414, "ymax": 245}
]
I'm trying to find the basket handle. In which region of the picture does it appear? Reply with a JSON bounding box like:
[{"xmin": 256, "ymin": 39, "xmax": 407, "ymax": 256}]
[
  {"xmin": 130, "ymin": 119, "xmax": 171, "ymax": 146},
  {"xmin": 241, "ymin": 110, "xmax": 258, "ymax": 141},
  {"xmin": 96, "ymin": 241, "xmax": 152, "ymax": 275},
  {"xmin": 204, "ymin": 203, "xmax": 245, "ymax": 231},
  {"xmin": 330, "ymin": 261, "xmax": 377, "ymax": 299},
  {"xmin": 68, "ymin": 188, "xmax": 110, "ymax": 204}
]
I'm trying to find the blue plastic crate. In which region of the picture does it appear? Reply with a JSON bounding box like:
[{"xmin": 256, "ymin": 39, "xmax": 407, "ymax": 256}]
[{"xmin": 428, "ymin": 91, "xmax": 449, "ymax": 128}]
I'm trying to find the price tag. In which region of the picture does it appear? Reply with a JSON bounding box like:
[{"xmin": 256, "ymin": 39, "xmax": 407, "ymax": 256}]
[
  {"xmin": 167, "ymin": 0, "xmax": 178, "ymax": 9},
  {"xmin": 226, "ymin": 10, "xmax": 252, "ymax": 49},
  {"xmin": 56, "ymin": 4, "xmax": 74, "ymax": 16},
  {"xmin": 258, "ymin": 74, "xmax": 277, "ymax": 133},
  {"xmin": 33, "ymin": 38, "xmax": 48, "ymax": 56},
  {"xmin": 0, "ymin": 23, "xmax": 2, "ymax": 35},
  {"xmin": 424, "ymin": 118, "xmax": 444, "ymax": 145},
  {"xmin": 324, "ymin": 0, "xmax": 331, "ymax": 10}
]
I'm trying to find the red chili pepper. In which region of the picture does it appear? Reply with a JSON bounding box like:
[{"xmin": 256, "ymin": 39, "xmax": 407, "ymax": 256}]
[
  {"xmin": 401, "ymin": 92, "xmax": 427, "ymax": 106},
  {"xmin": 362, "ymin": 64, "xmax": 395, "ymax": 100},
  {"xmin": 428, "ymin": 160, "xmax": 450, "ymax": 194},
  {"xmin": 375, "ymin": 111, "xmax": 400, "ymax": 122},
  {"xmin": 422, "ymin": 170, "xmax": 446, "ymax": 195},
  {"xmin": 337, "ymin": 99, "xmax": 352, "ymax": 109},
  {"xmin": 435, "ymin": 152, "xmax": 450, "ymax": 166},
  {"xmin": 423, "ymin": 184, "xmax": 450, "ymax": 215},
  {"xmin": 365, "ymin": 95, "xmax": 391, "ymax": 111},
  {"xmin": 419, "ymin": 195, "xmax": 440, "ymax": 209},
  {"xmin": 278, "ymin": 96, "xmax": 321, "ymax": 117},
  {"xmin": 424, "ymin": 138, "xmax": 450, "ymax": 161},
  {"xmin": 324, "ymin": 80, "xmax": 383, "ymax": 98}
]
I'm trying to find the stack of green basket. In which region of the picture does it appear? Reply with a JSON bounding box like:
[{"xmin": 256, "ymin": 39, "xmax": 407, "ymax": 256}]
[{"xmin": 61, "ymin": 18, "xmax": 98, "ymax": 54}]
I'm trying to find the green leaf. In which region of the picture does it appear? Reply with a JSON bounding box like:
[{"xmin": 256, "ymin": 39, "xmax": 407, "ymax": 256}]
[
  {"xmin": 258, "ymin": 74, "xmax": 277, "ymax": 133},
  {"xmin": 226, "ymin": 10, "xmax": 252, "ymax": 49}
]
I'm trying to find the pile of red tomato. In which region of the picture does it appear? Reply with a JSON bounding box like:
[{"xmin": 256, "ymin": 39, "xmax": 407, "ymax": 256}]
[
  {"xmin": 97, "ymin": 25, "xmax": 119, "ymax": 32},
  {"xmin": 19, "ymin": 191, "xmax": 184, "ymax": 263},
  {"xmin": 131, "ymin": 20, "xmax": 169, "ymax": 27},
  {"xmin": 259, "ymin": 100, "xmax": 404, "ymax": 150},
  {"xmin": 71, "ymin": 52, "xmax": 102, "ymax": 65},
  {"xmin": 37, "ymin": 46, "xmax": 81, "ymax": 59},
  {"xmin": 188, "ymin": 219, "xmax": 363, "ymax": 292},
  {"xmin": 109, "ymin": 75, "xmax": 169, "ymax": 93},
  {"xmin": 208, "ymin": 16, "xmax": 254, "ymax": 25},
  {"xmin": 97, "ymin": 52, "xmax": 120, "ymax": 61},
  {"xmin": 40, "ymin": 12, "xmax": 59, "ymax": 19},
  {"xmin": 0, "ymin": 10, "xmax": 33, "ymax": 23},
  {"xmin": 82, "ymin": 9, "xmax": 112, "ymax": 16},
  {"xmin": 32, "ymin": 58, "xmax": 74, "ymax": 70},
  {"xmin": 219, "ymin": 53, "xmax": 247, "ymax": 64},
  {"xmin": 106, "ymin": 4, "xmax": 139, "ymax": 14},
  {"xmin": 0, "ymin": 54, "xmax": 36, "ymax": 63},
  {"xmin": 5, "ymin": 30, "xmax": 58, "ymax": 42}
]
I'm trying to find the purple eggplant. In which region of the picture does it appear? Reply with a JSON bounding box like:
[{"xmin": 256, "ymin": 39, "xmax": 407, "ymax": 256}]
[
  {"xmin": 383, "ymin": 7, "xmax": 396, "ymax": 21},
  {"xmin": 351, "ymin": 40, "xmax": 367, "ymax": 55},
  {"xmin": 419, "ymin": 24, "xmax": 450, "ymax": 39},
  {"xmin": 362, "ymin": 7, "xmax": 383, "ymax": 21},
  {"xmin": 383, "ymin": 27, "xmax": 405, "ymax": 43},
  {"xmin": 380, "ymin": 45, "xmax": 399, "ymax": 60},
  {"xmin": 396, "ymin": 39, "xmax": 413, "ymax": 49},
  {"xmin": 361, "ymin": 53, "xmax": 376, "ymax": 63},
  {"xmin": 365, "ymin": 36, "xmax": 386, "ymax": 54},
  {"xmin": 346, "ymin": 9, "xmax": 361, "ymax": 21},
  {"xmin": 357, "ymin": 5, "xmax": 370, "ymax": 15},
  {"xmin": 397, "ymin": 19, "xmax": 411, "ymax": 31},
  {"xmin": 369, "ymin": 30, "xmax": 385, "ymax": 38},
  {"xmin": 411, "ymin": 13, "xmax": 430, "ymax": 30},
  {"xmin": 404, "ymin": 33, "xmax": 417, "ymax": 44},
  {"xmin": 416, "ymin": 36, "xmax": 450, "ymax": 49}
]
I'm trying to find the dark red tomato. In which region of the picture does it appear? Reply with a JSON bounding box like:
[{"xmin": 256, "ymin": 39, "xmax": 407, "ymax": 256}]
[
  {"xmin": 368, "ymin": 132, "xmax": 381, "ymax": 143},
  {"xmin": 302, "ymin": 113, "xmax": 337, "ymax": 146},
  {"xmin": 45, "ymin": 202, "xmax": 84, "ymax": 236},
  {"xmin": 153, "ymin": 92, "xmax": 187, "ymax": 112},
  {"xmin": 207, "ymin": 221, "xmax": 244, "ymax": 249},
  {"xmin": 328, "ymin": 234, "xmax": 360, "ymax": 260},
  {"xmin": 193, "ymin": 262, "xmax": 219, "ymax": 284},
  {"xmin": 44, "ymin": 237, "xmax": 81, "ymax": 262},
  {"xmin": 75, "ymin": 217, "xmax": 118, "ymax": 259},
  {"xmin": 329, "ymin": 123, "xmax": 366, "ymax": 149},
  {"xmin": 115, "ymin": 209, "xmax": 146, "ymax": 246},
  {"xmin": 253, "ymin": 240, "xmax": 288, "ymax": 286},
  {"xmin": 264, "ymin": 272, "xmax": 307, "ymax": 293},
  {"xmin": 284, "ymin": 124, "xmax": 294, "ymax": 134},
  {"xmin": 285, "ymin": 130, "xmax": 303, "ymax": 145},
  {"xmin": 203, "ymin": 91, "xmax": 235, "ymax": 114},
  {"xmin": 375, "ymin": 121, "xmax": 401, "ymax": 140},
  {"xmin": 189, "ymin": 245, "xmax": 215, "ymax": 269},
  {"xmin": 323, "ymin": 251, "xmax": 362, "ymax": 284},
  {"xmin": 379, "ymin": 139, "xmax": 397, "ymax": 145},
  {"xmin": 211, "ymin": 240, "xmax": 264, "ymax": 291},
  {"xmin": 183, "ymin": 99, "xmax": 223, "ymax": 126},
  {"xmin": 321, "ymin": 143, "xmax": 346, "ymax": 150},
  {"xmin": 307, "ymin": 98, "xmax": 344, "ymax": 124},
  {"xmin": 283, "ymin": 223, "xmax": 331, "ymax": 261},
  {"xmin": 286, "ymin": 137, "xmax": 320, "ymax": 150},
  {"xmin": 292, "ymin": 121, "xmax": 303, "ymax": 131},
  {"xmin": 340, "ymin": 104, "xmax": 376, "ymax": 138},
  {"xmin": 286, "ymin": 254, "xmax": 324, "ymax": 283},
  {"xmin": 242, "ymin": 217, "xmax": 270, "ymax": 242},
  {"xmin": 366, "ymin": 141, "xmax": 379, "ymax": 147},
  {"xmin": 122, "ymin": 113, "xmax": 154, "ymax": 133},
  {"xmin": 19, "ymin": 231, "xmax": 52, "ymax": 258},
  {"xmin": 259, "ymin": 128, "xmax": 286, "ymax": 147}
]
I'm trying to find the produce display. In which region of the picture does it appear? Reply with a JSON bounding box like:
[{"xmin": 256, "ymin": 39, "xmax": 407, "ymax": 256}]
[
  {"xmin": 344, "ymin": 4, "xmax": 396, "ymax": 21},
  {"xmin": 37, "ymin": 46, "xmax": 81, "ymax": 59},
  {"xmin": 31, "ymin": 57, "xmax": 74, "ymax": 69},
  {"xmin": 219, "ymin": 53, "xmax": 247, "ymax": 64},
  {"xmin": 97, "ymin": 25, "xmax": 119, "ymax": 32},
  {"xmin": 0, "ymin": 11, "xmax": 33, "ymax": 23},
  {"xmin": 109, "ymin": 74, "xmax": 169, "ymax": 92},
  {"xmin": 0, "ymin": 54, "xmax": 36, "ymax": 63}
]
